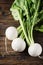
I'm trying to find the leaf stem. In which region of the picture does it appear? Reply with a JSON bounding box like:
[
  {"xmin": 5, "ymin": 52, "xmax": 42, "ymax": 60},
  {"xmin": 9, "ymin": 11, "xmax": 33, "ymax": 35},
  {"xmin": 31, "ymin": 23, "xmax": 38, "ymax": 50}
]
[{"xmin": 19, "ymin": 15, "xmax": 30, "ymax": 46}]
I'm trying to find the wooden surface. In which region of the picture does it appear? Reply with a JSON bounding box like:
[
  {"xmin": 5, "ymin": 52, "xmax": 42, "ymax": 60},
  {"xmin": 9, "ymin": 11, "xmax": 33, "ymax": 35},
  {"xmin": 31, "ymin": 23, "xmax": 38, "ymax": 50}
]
[{"xmin": 0, "ymin": 0, "xmax": 43, "ymax": 65}]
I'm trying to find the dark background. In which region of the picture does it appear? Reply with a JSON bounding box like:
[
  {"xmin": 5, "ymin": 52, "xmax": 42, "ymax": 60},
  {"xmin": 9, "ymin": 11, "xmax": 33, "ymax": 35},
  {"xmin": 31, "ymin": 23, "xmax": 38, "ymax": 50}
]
[{"xmin": 0, "ymin": 0, "xmax": 43, "ymax": 65}]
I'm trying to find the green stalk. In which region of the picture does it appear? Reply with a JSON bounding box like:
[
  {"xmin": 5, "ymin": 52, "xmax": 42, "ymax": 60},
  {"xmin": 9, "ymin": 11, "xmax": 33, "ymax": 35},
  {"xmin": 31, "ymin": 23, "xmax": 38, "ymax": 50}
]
[
  {"xmin": 19, "ymin": 15, "xmax": 30, "ymax": 46},
  {"xmin": 17, "ymin": 25, "xmax": 21, "ymax": 31},
  {"xmin": 17, "ymin": 26, "xmax": 22, "ymax": 35},
  {"xmin": 17, "ymin": 26, "xmax": 25, "ymax": 39},
  {"xmin": 24, "ymin": 5, "xmax": 34, "ymax": 44},
  {"xmin": 20, "ymin": 32, "xmax": 25, "ymax": 39},
  {"xmin": 24, "ymin": 5, "xmax": 31, "ymax": 44},
  {"xmin": 31, "ymin": 0, "xmax": 40, "ymax": 42},
  {"xmin": 27, "ymin": 0, "xmax": 40, "ymax": 44},
  {"xmin": 32, "ymin": 0, "xmax": 40, "ymax": 26},
  {"xmin": 24, "ymin": 3, "xmax": 34, "ymax": 44}
]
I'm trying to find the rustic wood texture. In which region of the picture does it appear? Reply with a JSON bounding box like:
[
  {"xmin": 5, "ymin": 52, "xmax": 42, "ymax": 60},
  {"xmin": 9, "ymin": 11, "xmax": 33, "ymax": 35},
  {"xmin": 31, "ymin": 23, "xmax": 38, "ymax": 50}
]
[{"xmin": 0, "ymin": 0, "xmax": 43, "ymax": 65}]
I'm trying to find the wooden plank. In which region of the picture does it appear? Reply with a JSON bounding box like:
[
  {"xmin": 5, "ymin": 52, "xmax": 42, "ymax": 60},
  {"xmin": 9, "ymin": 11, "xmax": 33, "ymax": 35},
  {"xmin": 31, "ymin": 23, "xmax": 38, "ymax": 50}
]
[
  {"xmin": 0, "ymin": 53, "xmax": 43, "ymax": 64},
  {"xmin": 0, "ymin": 0, "xmax": 14, "ymax": 4},
  {"xmin": 0, "ymin": 0, "xmax": 43, "ymax": 65}
]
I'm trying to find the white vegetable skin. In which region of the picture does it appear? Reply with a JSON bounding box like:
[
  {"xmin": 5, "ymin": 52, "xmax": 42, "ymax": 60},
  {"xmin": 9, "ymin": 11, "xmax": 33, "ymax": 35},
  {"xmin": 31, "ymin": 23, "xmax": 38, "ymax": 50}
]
[
  {"xmin": 5, "ymin": 26, "xmax": 18, "ymax": 40},
  {"xmin": 11, "ymin": 38, "xmax": 26, "ymax": 52},
  {"xmin": 28, "ymin": 43, "xmax": 42, "ymax": 57}
]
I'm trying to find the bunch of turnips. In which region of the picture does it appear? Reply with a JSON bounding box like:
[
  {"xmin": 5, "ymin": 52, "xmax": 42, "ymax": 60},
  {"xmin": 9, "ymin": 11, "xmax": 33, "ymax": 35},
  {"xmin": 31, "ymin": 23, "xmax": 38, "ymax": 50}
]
[
  {"xmin": 5, "ymin": 26, "xmax": 42, "ymax": 57},
  {"xmin": 5, "ymin": 0, "xmax": 43, "ymax": 58}
]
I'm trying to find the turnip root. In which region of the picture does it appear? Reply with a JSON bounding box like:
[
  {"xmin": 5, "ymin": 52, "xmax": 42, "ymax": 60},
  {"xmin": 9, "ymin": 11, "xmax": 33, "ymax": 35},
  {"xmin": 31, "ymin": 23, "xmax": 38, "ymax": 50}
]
[
  {"xmin": 11, "ymin": 38, "xmax": 26, "ymax": 52},
  {"xmin": 28, "ymin": 43, "xmax": 42, "ymax": 57},
  {"xmin": 5, "ymin": 26, "xmax": 18, "ymax": 40}
]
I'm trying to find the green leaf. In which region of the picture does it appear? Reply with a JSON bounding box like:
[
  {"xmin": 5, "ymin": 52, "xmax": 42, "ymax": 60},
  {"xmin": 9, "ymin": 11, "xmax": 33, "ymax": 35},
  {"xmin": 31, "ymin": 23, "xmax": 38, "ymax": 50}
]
[{"xmin": 34, "ymin": 25, "xmax": 43, "ymax": 32}]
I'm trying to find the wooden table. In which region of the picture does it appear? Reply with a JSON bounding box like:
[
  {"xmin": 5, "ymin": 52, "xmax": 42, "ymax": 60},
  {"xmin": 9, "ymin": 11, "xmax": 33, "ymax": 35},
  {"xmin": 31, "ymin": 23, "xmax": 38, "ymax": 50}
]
[{"xmin": 0, "ymin": 0, "xmax": 43, "ymax": 65}]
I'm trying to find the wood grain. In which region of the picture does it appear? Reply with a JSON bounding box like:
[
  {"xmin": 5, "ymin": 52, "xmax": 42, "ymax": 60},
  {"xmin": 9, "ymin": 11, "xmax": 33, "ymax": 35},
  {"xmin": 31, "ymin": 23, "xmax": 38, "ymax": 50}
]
[{"xmin": 0, "ymin": 0, "xmax": 43, "ymax": 65}]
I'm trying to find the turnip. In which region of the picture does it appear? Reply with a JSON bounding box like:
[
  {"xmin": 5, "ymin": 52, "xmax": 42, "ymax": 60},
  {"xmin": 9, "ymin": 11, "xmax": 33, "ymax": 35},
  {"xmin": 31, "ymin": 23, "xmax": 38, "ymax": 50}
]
[
  {"xmin": 28, "ymin": 43, "xmax": 42, "ymax": 57},
  {"xmin": 11, "ymin": 38, "xmax": 26, "ymax": 52},
  {"xmin": 5, "ymin": 26, "xmax": 18, "ymax": 40},
  {"xmin": 10, "ymin": 0, "xmax": 43, "ymax": 58},
  {"xmin": 5, "ymin": 26, "xmax": 18, "ymax": 54}
]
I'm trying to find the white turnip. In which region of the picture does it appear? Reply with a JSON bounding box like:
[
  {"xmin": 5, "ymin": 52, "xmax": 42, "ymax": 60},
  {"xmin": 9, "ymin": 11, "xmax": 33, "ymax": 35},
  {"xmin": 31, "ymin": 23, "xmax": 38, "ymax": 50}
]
[
  {"xmin": 11, "ymin": 38, "xmax": 26, "ymax": 52},
  {"xmin": 28, "ymin": 43, "xmax": 42, "ymax": 57},
  {"xmin": 5, "ymin": 26, "xmax": 18, "ymax": 40}
]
